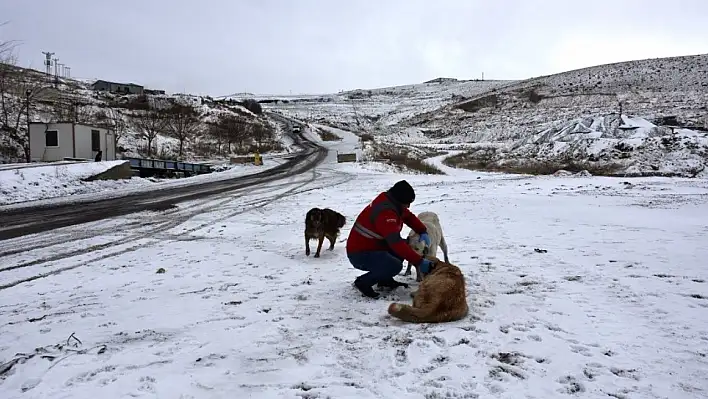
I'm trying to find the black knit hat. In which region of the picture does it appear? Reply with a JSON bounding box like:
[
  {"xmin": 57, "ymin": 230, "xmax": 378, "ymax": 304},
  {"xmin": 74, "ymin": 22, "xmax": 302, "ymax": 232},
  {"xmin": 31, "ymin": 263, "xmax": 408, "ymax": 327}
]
[{"xmin": 387, "ymin": 180, "xmax": 415, "ymax": 204}]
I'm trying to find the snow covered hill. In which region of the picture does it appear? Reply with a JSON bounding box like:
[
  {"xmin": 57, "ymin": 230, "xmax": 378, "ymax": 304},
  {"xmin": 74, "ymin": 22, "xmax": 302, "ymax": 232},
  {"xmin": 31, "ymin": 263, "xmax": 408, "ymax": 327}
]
[
  {"xmin": 0, "ymin": 66, "xmax": 291, "ymax": 164},
  {"xmin": 268, "ymin": 54, "xmax": 708, "ymax": 177},
  {"xmin": 258, "ymin": 78, "xmax": 514, "ymax": 134}
]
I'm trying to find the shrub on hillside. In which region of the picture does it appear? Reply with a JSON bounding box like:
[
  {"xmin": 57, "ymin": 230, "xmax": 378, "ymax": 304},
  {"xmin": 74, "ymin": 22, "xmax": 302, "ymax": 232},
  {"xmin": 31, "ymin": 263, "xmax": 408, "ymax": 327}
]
[
  {"xmin": 242, "ymin": 99, "xmax": 263, "ymax": 115},
  {"xmin": 317, "ymin": 128, "xmax": 342, "ymax": 141},
  {"xmin": 369, "ymin": 143, "xmax": 444, "ymax": 175},
  {"xmin": 110, "ymin": 94, "xmax": 151, "ymax": 111},
  {"xmin": 524, "ymin": 89, "xmax": 546, "ymax": 104},
  {"xmin": 443, "ymin": 150, "xmax": 624, "ymax": 176},
  {"xmin": 360, "ymin": 133, "xmax": 374, "ymax": 142}
]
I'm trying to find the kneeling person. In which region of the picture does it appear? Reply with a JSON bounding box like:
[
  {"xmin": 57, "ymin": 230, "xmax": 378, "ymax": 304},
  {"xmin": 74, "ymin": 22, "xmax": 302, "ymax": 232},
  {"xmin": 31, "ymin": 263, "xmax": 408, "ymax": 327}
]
[{"xmin": 346, "ymin": 180, "xmax": 433, "ymax": 299}]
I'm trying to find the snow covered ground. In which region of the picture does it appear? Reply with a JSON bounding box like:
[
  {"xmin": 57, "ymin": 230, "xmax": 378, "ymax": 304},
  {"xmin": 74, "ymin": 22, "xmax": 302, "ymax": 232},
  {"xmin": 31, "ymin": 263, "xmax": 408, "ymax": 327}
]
[
  {"xmin": 2, "ymin": 147, "xmax": 708, "ymax": 398},
  {"xmin": 0, "ymin": 157, "xmax": 286, "ymax": 208}
]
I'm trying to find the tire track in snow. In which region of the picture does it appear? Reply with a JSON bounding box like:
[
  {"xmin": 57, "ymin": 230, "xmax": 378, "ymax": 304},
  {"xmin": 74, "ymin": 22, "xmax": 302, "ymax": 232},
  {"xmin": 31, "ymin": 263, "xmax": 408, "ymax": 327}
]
[
  {"xmin": 0, "ymin": 167, "xmax": 355, "ymax": 291},
  {"xmin": 0, "ymin": 172, "xmax": 326, "ymax": 271},
  {"xmin": 0, "ymin": 177, "xmax": 312, "ymax": 288},
  {"xmin": 0, "ymin": 175, "xmax": 319, "ymax": 259}
]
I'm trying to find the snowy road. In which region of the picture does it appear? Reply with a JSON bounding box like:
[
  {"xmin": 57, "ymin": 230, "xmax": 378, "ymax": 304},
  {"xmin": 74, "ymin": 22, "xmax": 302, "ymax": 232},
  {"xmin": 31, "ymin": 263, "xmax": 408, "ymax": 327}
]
[
  {"xmin": 0, "ymin": 139, "xmax": 325, "ymax": 240},
  {"xmin": 1, "ymin": 159, "xmax": 708, "ymax": 398}
]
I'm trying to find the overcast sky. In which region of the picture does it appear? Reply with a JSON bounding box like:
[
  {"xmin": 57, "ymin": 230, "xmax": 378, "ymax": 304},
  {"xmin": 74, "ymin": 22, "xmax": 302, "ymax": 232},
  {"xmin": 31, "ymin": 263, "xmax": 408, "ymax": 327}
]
[{"xmin": 2, "ymin": 0, "xmax": 707, "ymax": 96}]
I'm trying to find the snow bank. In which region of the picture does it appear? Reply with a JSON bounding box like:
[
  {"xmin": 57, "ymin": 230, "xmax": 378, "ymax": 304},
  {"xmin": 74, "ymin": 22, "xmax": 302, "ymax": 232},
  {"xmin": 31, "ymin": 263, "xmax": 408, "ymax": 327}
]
[
  {"xmin": 0, "ymin": 158, "xmax": 285, "ymax": 207},
  {"xmin": 0, "ymin": 161, "xmax": 134, "ymax": 205}
]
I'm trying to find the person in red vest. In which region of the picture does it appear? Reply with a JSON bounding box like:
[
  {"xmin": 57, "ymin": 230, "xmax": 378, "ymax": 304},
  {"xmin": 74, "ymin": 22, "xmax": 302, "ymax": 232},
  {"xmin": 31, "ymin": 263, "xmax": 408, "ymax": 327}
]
[{"xmin": 346, "ymin": 180, "xmax": 432, "ymax": 298}]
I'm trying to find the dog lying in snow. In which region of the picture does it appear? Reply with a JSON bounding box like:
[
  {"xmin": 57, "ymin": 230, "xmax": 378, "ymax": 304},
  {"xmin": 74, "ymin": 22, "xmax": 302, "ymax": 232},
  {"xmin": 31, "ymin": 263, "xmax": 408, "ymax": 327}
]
[
  {"xmin": 304, "ymin": 207, "xmax": 346, "ymax": 258},
  {"xmin": 388, "ymin": 255, "xmax": 468, "ymax": 323},
  {"xmin": 404, "ymin": 211, "xmax": 449, "ymax": 282}
]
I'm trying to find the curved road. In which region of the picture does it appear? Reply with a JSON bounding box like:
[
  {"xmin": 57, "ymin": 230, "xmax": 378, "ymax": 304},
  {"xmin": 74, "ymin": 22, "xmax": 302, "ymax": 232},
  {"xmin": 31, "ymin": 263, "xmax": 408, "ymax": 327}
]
[{"xmin": 0, "ymin": 114, "xmax": 327, "ymax": 241}]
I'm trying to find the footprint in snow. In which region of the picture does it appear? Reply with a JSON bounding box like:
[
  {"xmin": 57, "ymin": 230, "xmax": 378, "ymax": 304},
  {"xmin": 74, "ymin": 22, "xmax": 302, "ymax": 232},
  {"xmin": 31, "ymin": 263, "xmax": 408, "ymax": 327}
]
[
  {"xmin": 569, "ymin": 344, "xmax": 593, "ymax": 357},
  {"xmin": 557, "ymin": 375, "xmax": 585, "ymax": 394},
  {"xmin": 609, "ymin": 367, "xmax": 641, "ymax": 380}
]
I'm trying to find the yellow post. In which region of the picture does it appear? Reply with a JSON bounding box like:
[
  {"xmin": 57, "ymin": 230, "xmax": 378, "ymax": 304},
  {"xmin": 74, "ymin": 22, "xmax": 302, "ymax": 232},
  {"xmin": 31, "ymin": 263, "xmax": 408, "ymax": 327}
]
[{"xmin": 254, "ymin": 152, "xmax": 262, "ymax": 166}]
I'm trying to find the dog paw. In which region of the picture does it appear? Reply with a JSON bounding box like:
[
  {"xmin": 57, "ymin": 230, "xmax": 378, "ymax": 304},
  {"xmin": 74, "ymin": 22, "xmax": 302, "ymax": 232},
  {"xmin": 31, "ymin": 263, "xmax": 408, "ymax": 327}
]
[{"xmin": 314, "ymin": 253, "xmax": 320, "ymax": 258}]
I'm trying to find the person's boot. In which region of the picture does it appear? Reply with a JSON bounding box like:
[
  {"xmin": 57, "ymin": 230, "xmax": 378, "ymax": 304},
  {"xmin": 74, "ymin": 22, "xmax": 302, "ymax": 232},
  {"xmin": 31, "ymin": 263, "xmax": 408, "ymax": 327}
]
[
  {"xmin": 354, "ymin": 278, "xmax": 380, "ymax": 299},
  {"xmin": 377, "ymin": 278, "xmax": 409, "ymax": 289}
]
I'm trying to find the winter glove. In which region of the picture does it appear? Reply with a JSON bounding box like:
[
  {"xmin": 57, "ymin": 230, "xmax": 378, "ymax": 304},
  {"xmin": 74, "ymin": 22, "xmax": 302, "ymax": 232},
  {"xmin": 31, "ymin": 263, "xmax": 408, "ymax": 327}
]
[
  {"xmin": 418, "ymin": 258, "xmax": 433, "ymax": 274},
  {"xmin": 419, "ymin": 232, "xmax": 431, "ymax": 246}
]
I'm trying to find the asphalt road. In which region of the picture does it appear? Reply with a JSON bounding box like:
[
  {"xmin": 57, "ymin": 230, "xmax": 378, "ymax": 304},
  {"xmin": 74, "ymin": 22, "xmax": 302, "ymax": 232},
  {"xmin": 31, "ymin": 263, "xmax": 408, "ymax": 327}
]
[{"xmin": 0, "ymin": 116, "xmax": 327, "ymax": 241}]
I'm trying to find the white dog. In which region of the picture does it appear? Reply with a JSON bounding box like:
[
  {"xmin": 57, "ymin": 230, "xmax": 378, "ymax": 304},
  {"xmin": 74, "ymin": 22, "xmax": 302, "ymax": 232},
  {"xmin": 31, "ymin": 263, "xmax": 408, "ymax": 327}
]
[{"xmin": 404, "ymin": 211, "xmax": 450, "ymax": 282}]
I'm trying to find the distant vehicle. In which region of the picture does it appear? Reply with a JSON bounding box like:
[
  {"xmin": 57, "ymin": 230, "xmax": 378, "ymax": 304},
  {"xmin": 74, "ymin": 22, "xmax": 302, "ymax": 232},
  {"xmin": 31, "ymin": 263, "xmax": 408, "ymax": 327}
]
[{"xmin": 292, "ymin": 125, "xmax": 301, "ymax": 133}]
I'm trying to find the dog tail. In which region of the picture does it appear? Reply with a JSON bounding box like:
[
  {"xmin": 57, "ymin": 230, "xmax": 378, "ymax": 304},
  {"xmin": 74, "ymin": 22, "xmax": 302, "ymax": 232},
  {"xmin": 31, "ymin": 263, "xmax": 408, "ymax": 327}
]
[
  {"xmin": 387, "ymin": 302, "xmax": 467, "ymax": 323},
  {"xmin": 337, "ymin": 213, "xmax": 346, "ymax": 228}
]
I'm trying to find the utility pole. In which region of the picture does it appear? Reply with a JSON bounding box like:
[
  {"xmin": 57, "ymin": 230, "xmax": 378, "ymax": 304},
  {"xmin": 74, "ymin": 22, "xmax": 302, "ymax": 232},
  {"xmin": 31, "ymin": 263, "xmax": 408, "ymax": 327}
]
[
  {"xmin": 53, "ymin": 58, "xmax": 59, "ymax": 86},
  {"xmin": 25, "ymin": 89, "xmax": 32, "ymax": 162},
  {"xmin": 42, "ymin": 51, "xmax": 54, "ymax": 75}
]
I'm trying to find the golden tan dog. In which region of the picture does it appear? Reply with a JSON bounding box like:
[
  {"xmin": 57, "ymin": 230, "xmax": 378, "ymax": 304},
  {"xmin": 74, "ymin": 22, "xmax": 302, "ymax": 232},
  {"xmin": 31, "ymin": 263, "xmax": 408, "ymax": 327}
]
[{"xmin": 388, "ymin": 256, "xmax": 468, "ymax": 323}]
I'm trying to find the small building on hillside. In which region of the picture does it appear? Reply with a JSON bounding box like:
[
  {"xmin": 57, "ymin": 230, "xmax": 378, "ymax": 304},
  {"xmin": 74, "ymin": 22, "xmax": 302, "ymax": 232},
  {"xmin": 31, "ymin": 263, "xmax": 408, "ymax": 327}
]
[
  {"xmin": 29, "ymin": 122, "xmax": 117, "ymax": 162},
  {"xmin": 144, "ymin": 88, "xmax": 166, "ymax": 95},
  {"xmin": 173, "ymin": 93, "xmax": 202, "ymax": 106},
  {"xmin": 91, "ymin": 79, "xmax": 144, "ymax": 95}
]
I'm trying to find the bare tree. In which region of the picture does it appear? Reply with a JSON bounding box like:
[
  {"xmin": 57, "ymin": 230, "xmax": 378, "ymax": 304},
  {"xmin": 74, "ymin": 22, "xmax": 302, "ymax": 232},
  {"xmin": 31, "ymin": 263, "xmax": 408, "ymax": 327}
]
[
  {"xmin": 234, "ymin": 121, "xmax": 251, "ymax": 151},
  {"xmin": 109, "ymin": 109, "xmax": 127, "ymax": 150},
  {"xmin": 50, "ymin": 97, "xmax": 93, "ymax": 124},
  {"xmin": 250, "ymin": 122, "xmax": 274, "ymax": 149},
  {"xmin": 132, "ymin": 109, "xmax": 167, "ymax": 157},
  {"xmin": 165, "ymin": 103, "xmax": 202, "ymax": 158},
  {"xmin": 0, "ymin": 37, "xmax": 15, "ymax": 62},
  {"xmin": 205, "ymin": 122, "xmax": 225, "ymax": 155},
  {"xmin": 242, "ymin": 98, "xmax": 262, "ymax": 115},
  {"xmin": 211, "ymin": 113, "xmax": 249, "ymax": 154},
  {"xmin": 95, "ymin": 108, "xmax": 127, "ymax": 150},
  {"xmin": 0, "ymin": 40, "xmax": 48, "ymax": 162}
]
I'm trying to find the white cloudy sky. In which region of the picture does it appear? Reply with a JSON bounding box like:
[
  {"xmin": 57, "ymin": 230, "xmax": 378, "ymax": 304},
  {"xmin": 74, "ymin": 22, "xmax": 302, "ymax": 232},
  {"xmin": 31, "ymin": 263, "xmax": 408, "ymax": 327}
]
[{"xmin": 1, "ymin": 0, "xmax": 707, "ymax": 96}]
